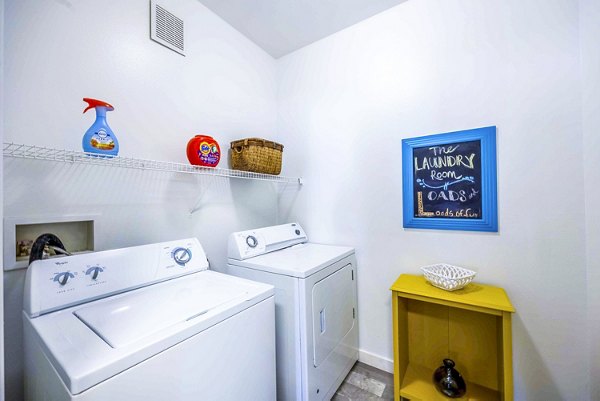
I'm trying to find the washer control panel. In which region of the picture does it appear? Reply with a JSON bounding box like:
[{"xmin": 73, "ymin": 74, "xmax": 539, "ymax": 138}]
[
  {"xmin": 227, "ymin": 223, "xmax": 307, "ymax": 260},
  {"xmin": 24, "ymin": 238, "xmax": 208, "ymax": 317}
]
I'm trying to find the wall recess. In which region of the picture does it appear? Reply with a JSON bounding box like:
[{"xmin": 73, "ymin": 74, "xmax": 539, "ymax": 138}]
[{"xmin": 3, "ymin": 215, "xmax": 97, "ymax": 271}]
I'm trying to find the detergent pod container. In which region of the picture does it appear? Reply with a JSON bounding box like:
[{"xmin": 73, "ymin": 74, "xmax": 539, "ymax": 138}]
[
  {"xmin": 186, "ymin": 135, "xmax": 221, "ymax": 167},
  {"xmin": 82, "ymin": 98, "xmax": 119, "ymax": 157}
]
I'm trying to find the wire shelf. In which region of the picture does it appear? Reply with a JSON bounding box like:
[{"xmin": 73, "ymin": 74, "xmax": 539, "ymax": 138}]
[{"xmin": 3, "ymin": 143, "xmax": 302, "ymax": 185}]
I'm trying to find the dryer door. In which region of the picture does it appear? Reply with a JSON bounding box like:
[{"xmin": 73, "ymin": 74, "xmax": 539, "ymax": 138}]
[{"xmin": 311, "ymin": 263, "xmax": 355, "ymax": 367}]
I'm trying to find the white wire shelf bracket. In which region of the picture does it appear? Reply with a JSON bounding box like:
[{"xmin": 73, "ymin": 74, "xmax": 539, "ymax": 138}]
[{"xmin": 3, "ymin": 142, "xmax": 303, "ymax": 185}]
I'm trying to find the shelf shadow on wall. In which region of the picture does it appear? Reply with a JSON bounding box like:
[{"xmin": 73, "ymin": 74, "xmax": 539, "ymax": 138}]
[{"xmin": 512, "ymin": 315, "xmax": 562, "ymax": 400}]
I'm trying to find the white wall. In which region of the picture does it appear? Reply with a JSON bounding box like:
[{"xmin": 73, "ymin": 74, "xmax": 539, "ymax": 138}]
[
  {"xmin": 580, "ymin": 0, "xmax": 600, "ymax": 399},
  {"xmin": 277, "ymin": 0, "xmax": 588, "ymax": 400},
  {"xmin": 2, "ymin": 1, "xmax": 284, "ymax": 400},
  {"xmin": 0, "ymin": 0, "xmax": 5, "ymax": 398}
]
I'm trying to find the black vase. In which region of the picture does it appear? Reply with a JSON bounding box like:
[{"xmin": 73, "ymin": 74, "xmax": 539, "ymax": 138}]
[{"xmin": 432, "ymin": 358, "xmax": 467, "ymax": 398}]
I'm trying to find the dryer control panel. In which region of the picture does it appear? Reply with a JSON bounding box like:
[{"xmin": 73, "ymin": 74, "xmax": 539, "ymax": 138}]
[
  {"xmin": 227, "ymin": 223, "xmax": 307, "ymax": 260},
  {"xmin": 24, "ymin": 238, "xmax": 209, "ymax": 317}
]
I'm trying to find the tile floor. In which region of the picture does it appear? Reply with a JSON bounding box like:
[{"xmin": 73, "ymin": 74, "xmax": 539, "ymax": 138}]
[{"xmin": 332, "ymin": 362, "xmax": 394, "ymax": 401}]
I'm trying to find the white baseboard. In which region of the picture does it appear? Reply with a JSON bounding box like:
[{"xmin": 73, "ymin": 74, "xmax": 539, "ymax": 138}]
[{"xmin": 358, "ymin": 349, "xmax": 394, "ymax": 374}]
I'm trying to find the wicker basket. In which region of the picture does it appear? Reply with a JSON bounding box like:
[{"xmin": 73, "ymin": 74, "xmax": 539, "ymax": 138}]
[
  {"xmin": 230, "ymin": 138, "xmax": 283, "ymax": 175},
  {"xmin": 421, "ymin": 264, "xmax": 477, "ymax": 291}
]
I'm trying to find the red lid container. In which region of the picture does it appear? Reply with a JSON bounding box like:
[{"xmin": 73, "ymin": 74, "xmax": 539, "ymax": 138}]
[{"xmin": 186, "ymin": 135, "xmax": 221, "ymax": 167}]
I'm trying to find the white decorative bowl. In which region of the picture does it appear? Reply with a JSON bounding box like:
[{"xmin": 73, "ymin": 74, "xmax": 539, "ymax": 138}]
[{"xmin": 421, "ymin": 264, "xmax": 477, "ymax": 291}]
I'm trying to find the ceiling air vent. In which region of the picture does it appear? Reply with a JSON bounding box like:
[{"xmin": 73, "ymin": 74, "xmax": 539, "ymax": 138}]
[{"xmin": 150, "ymin": 0, "xmax": 185, "ymax": 56}]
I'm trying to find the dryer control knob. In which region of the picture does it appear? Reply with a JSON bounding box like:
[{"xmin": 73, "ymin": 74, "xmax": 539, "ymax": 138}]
[{"xmin": 246, "ymin": 235, "xmax": 258, "ymax": 248}]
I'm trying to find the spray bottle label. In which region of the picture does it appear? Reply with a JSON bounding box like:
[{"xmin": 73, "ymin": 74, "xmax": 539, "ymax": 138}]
[{"xmin": 90, "ymin": 129, "xmax": 116, "ymax": 151}]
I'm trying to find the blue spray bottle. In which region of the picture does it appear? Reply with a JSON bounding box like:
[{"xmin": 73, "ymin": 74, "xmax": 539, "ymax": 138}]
[{"xmin": 82, "ymin": 98, "xmax": 119, "ymax": 156}]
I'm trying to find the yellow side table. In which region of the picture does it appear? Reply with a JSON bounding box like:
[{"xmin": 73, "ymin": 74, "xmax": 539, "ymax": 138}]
[{"xmin": 390, "ymin": 274, "xmax": 515, "ymax": 401}]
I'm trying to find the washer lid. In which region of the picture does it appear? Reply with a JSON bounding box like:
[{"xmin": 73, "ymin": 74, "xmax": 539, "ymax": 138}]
[
  {"xmin": 227, "ymin": 243, "xmax": 354, "ymax": 278},
  {"xmin": 25, "ymin": 270, "xmax": 274, "ymax": 395},
  {"xmin": 73, "ymin": 274, "xmax": 248, "ymax": 348}
]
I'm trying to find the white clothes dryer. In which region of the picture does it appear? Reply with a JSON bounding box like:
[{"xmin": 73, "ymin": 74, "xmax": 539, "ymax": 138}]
[
  {"xmin": 227, "ymin": 223, "xmax": 358, "ymax": 401},
  {"xmin": 23, "ymin": 238, "xmax": 276, "ymax": 401}
]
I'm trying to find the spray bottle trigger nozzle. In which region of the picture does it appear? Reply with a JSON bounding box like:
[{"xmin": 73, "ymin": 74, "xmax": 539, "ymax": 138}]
[{"xmin": 83, "ymin": 98, "xmax": 114, "ymax": 113}]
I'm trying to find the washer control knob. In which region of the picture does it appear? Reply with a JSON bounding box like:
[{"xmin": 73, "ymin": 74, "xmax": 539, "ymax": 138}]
[
  {"xmin": 172, "ymin": 247, "xmax": 192, "ymax": 266},
  {"xmin": 85, "ymin": 266, "xmax": 104, "ymax": 280},
  {"xmin": 295, "ymin": 229, "xmax": 301, "ymax": 235},
  {"xmin": 53, "ymin": 272, "xmax": 74, "ymax": 286},
  {"xmin": 246, "ymin": 235, "xmax": 258, "ymax": 248}
]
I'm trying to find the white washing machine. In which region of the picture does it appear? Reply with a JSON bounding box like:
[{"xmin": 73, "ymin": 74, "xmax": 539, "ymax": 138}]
[
  {"xmin": 227, "ymin": 223, "xmax": 358, "ymax": 401},
  {"xmin": 23, "ymin": 238, "xmax": 276, "ymax": 401}
]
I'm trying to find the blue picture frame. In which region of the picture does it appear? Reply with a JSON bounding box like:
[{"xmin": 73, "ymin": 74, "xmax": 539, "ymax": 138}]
[{"xmin": 402, "ymin": 126, "xmax": 498, "ymax": 232}]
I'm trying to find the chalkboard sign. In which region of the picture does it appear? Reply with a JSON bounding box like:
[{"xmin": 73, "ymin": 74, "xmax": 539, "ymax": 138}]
[
  {"xmin": 413, "ymin": 140, "xmax": 482, "ymax": 219},
  {"xmin": 402, "ymin": 127, "xmax": 498, "ymax": 232}
]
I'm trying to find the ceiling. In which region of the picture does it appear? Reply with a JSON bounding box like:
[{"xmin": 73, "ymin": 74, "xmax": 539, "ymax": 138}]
[{"xmin": 197, "ymin": 0, "xmax": 408, "ymax": 58}]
